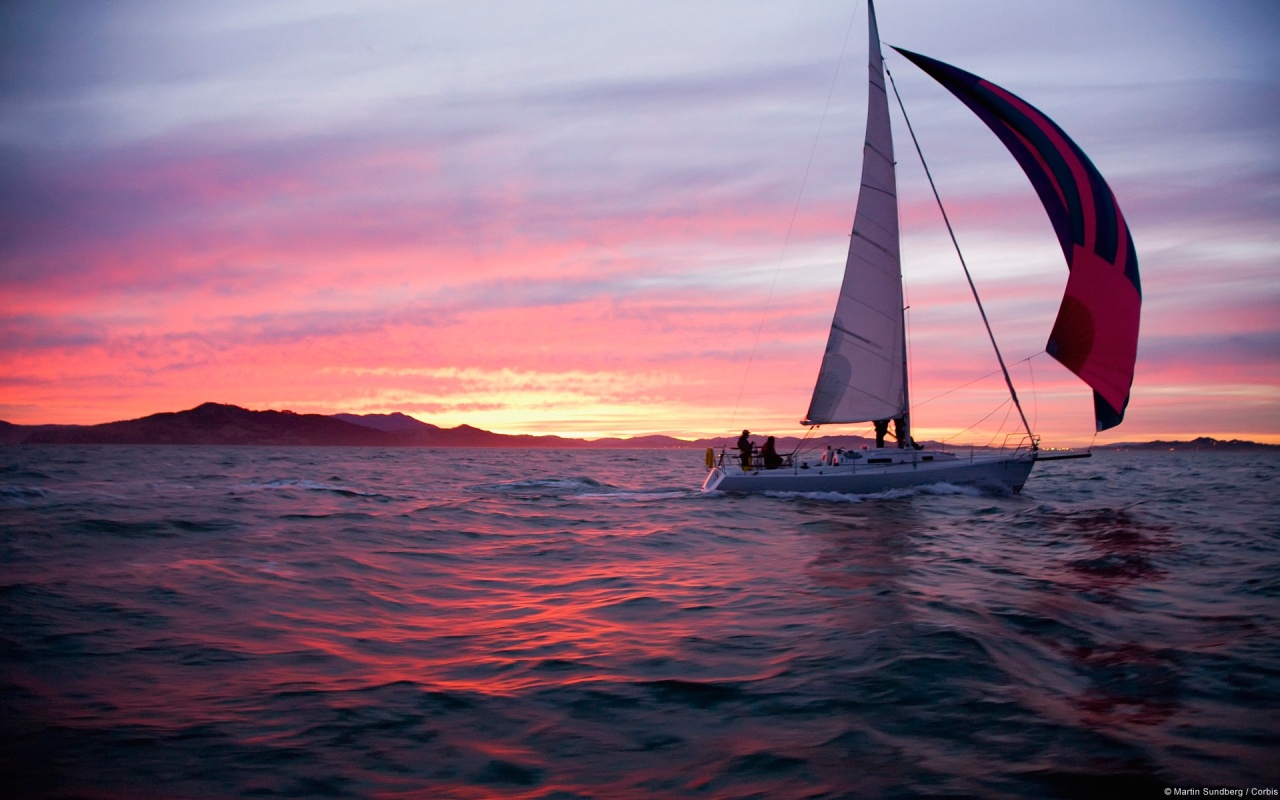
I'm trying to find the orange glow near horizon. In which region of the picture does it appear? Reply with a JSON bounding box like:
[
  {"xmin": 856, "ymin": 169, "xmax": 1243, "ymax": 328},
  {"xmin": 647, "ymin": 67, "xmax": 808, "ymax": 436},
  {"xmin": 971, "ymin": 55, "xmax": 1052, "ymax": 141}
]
[{"xmin": 4, "ymin": 210, "xmax": 1279, "ymax": 448}]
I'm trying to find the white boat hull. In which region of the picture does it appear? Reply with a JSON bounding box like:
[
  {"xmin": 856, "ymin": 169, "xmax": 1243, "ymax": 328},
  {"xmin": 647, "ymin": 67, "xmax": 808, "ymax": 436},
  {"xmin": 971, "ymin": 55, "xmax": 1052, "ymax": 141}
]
[{"xmin": 702, "ymin": 450, "xmax": 1035, "ymax": 495}]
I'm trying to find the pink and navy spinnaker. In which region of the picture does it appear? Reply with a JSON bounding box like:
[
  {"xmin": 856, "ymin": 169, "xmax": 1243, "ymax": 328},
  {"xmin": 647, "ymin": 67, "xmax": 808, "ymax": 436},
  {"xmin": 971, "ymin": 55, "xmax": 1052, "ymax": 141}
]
[{"xmin": 894, "ymin": 47, "xmax": 1141, "ymax": 431}]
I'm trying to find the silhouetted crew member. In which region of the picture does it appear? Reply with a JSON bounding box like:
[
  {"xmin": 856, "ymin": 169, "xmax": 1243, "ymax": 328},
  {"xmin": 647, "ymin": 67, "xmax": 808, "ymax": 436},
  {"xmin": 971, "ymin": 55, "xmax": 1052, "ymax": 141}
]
[
  {"xmin": 737, "ymin": 430, "xmax": 753, "ymax": 471},
  {"xmin": 762, "ymin": 436, "xmax": 783, "ymax": 469}
]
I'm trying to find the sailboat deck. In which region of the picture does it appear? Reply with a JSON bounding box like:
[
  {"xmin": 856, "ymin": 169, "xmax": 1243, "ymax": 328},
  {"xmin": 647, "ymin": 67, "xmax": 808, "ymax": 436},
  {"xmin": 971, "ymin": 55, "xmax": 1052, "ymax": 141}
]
[{"xmin": 702, "ymin": 448, "xmax": 1035, "ymax": 495}]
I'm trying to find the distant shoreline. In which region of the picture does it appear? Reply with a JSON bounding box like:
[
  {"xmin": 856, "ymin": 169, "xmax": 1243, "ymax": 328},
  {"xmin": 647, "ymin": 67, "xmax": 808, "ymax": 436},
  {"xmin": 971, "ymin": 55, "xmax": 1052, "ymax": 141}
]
[{"xmin": 1, "ymin": 402, "xmax": 1275, "ymax": 451}]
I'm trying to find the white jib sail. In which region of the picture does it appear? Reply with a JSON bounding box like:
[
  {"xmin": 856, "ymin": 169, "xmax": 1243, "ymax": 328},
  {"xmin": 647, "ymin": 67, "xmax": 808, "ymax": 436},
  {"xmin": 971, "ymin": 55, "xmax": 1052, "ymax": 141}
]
[{"xmin": 803, "ymin": 0, "xmax": 906, "ymax": 426}]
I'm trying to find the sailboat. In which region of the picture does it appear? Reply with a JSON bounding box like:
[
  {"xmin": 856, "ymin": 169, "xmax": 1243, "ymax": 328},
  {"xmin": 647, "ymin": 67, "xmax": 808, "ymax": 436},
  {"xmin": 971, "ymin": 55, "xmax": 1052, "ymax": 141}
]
[{"xmin": 702, "ymin": 0, "xmax": 1140, "ymax": 495}]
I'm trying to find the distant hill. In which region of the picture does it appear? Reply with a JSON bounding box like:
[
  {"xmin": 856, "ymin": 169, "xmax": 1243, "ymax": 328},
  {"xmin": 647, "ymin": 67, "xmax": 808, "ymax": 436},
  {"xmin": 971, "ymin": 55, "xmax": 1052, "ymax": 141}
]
[
  {"xmin": 1097, "ymin": 437, "xmax": 1279, "ymax": 452},
  {"xmin": 0, "ymin": 420, "xmax": 82, "ymax": 445},
  {"xmin": 0, "ymin": 420, "xmax": 25, "ymax": 445},
  {"xmin": 332, "ymin": 412, "xmax": 440, "ymax": 433},
  {"xmin": 5, "ymin": 403, "xmax": 675, "ymax": 448},
  {"xmin": 20, "ymin": 403, "xmax": 397, "ymax": 446},
  {"xmin": 3, "ymin": 404, "xmax": 1275, "ymax": 451}
]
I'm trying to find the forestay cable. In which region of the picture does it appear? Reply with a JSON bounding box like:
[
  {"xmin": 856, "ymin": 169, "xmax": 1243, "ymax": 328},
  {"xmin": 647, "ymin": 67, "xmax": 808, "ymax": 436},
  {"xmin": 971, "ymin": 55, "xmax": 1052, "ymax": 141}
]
[{"xmin": 884, "ymin": 63, "xmax": 1033, "ymax": 441}]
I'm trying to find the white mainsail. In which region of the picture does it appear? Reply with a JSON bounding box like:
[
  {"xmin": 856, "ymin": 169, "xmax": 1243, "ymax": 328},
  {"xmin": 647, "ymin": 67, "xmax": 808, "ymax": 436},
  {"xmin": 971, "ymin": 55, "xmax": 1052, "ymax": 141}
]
[{"xmin": 802, "ymin": 0, "xmax": 905, "ymax": 427}]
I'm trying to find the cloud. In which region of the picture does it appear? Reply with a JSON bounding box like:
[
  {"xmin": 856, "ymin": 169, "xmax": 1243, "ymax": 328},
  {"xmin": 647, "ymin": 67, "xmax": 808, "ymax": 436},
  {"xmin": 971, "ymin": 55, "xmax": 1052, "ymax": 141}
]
[{"xmin": 1, "ymin": 1, "xmax": 1278, "ymax": 445}]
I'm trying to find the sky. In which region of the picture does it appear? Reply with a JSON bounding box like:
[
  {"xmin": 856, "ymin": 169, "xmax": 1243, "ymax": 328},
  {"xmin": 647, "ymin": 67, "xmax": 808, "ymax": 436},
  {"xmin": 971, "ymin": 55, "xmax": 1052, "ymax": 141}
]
[{"xmin": 2, "ymin": 0, "xmax": 1278, "ymax": 447}]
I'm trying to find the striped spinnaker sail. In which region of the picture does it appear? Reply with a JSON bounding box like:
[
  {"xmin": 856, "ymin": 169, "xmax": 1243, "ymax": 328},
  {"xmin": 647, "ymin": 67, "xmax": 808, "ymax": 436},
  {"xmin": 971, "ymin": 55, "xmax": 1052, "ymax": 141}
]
[{"xmin": 893, "ymin": 47, "xmax": 1141, "ymax": 431}]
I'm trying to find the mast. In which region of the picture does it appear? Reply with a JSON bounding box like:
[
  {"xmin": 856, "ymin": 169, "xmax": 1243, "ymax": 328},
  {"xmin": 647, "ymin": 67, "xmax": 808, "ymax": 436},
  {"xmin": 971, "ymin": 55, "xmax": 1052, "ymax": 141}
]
[
  {"xmin": 899, "ymin": 279, "xmax": 911, "ymax": 446},
  {"xmin": 803, "ymin": 0, "xmax": 907, "ymax": 429}
]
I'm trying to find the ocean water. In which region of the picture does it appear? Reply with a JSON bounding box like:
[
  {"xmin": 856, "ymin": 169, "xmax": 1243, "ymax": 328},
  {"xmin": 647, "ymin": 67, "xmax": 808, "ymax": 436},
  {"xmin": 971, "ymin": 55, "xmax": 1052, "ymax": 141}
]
[{"xmin": 1, "ymin": 445, "xmax": 1277, "ymax": 798}]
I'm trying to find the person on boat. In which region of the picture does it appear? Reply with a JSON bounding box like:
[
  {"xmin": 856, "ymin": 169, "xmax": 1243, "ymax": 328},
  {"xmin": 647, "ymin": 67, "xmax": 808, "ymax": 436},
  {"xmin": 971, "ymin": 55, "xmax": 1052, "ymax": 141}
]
[
  {"xmin": 874, "ymin": 419, "xmax": 890, "ymax": 448},
  {"xmin": 888, "ymin": 417, "xmax": 925, "ymax": 450},
  {"xmin": 762, "ymin": 436, "xmax": 783, "ymax": 469},
  {"xmin": 821, "ymin": 445, "xmax": 833, "ymax": 465},
  {"xmin": 737, "ymin": 430, "xmax": 753, "ymax": 471}
]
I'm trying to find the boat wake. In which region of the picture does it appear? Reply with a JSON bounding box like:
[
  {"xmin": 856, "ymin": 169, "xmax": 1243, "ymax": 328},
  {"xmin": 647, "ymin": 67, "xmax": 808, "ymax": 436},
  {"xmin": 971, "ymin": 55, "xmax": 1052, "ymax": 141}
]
[
  {"xmin": 474, "ymin": 476, "xmax": 613, "ymax": 496},
  {"xmin": 761, "ymin": 481, "xmax": 988, "ymax": 503},
  {"xmin": 478, "ymin": 477, "xmax": 697, "ymax": 503}
]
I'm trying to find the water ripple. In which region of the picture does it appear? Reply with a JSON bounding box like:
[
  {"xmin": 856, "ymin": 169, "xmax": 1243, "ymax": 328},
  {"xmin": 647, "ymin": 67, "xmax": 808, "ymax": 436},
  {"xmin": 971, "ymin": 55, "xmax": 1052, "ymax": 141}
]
[{"xmin": 1, "ymin": 445, "xmax": 1276, "ymax": 796}]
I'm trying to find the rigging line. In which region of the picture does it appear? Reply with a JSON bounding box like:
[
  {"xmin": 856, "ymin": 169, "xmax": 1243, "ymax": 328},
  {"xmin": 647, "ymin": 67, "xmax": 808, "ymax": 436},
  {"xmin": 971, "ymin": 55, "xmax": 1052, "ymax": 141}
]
[
  {"xmin": 789, "ymin": 425, "xmax": 820, "ymax": 458},
  {"xmin": 984, "ymin": 398, "xmax": 1016, "ymax": 449},
  {"xmin": 911, "ymin": 353, "xmax": 1039, "ymax": 410},
  {"xmin": 939, "ymin": 398, "xmax": 1011, "ymax": 445},
  {"xmin": 728, "ymin": 4, "xmax": 862, "ymax": 432},
  {"xmin": 914, "ymin": 365, "xmax": 1003, "ymax": 409},
  {"xmin": 904, "ymin": 276, "xmax": 915, "ymax": 424},
  {"xmin": 1027, "ymin": 355, "xmax": 1038, "ymax": 433},
  {"xmin": 884, "ymin": 63, "xmax": 1034, "ymax": 442}
]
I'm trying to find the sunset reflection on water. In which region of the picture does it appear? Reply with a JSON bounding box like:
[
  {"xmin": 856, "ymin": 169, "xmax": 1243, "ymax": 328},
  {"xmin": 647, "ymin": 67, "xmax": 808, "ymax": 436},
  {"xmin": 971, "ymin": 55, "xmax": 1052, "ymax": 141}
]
[{"xmin": 2, "ymin": 446, "xmax": 1277, "ymax": 796}]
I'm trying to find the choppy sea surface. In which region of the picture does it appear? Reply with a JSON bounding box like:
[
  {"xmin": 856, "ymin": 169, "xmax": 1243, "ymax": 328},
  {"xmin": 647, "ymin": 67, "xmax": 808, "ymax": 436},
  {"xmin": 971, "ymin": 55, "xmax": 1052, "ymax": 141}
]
[{"xmin": 2, "ymin": 445, "xmax": 1277, "ymax": 798}]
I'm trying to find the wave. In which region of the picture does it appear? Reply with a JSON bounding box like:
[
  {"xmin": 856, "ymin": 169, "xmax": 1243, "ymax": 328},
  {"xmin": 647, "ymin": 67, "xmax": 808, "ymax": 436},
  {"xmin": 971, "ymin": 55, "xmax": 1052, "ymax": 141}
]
[
  {"xmin": 0, "ymin": 468, "xmax": 52, "ymax": 480},
  {"xmin": 74, "ymin": 517, "xmax": 176, "ymax": 537},
  {"xmin": 229, "ymin": 478, "xmax": 389, "ymax": 499},
  {"xmin": 580, "ymin": 487, "xmax": 699, "ymax": 502},
  {"xmin": 165, "ymin": 517, "xmax": 238, "ymax": 533},
  {"xmin": 1, "ymin": 485, "xmax": 49, "ymax": 503},
  {"xmin": 472, "ymin": 476, "xmax": 614, "ymax": 497}
]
